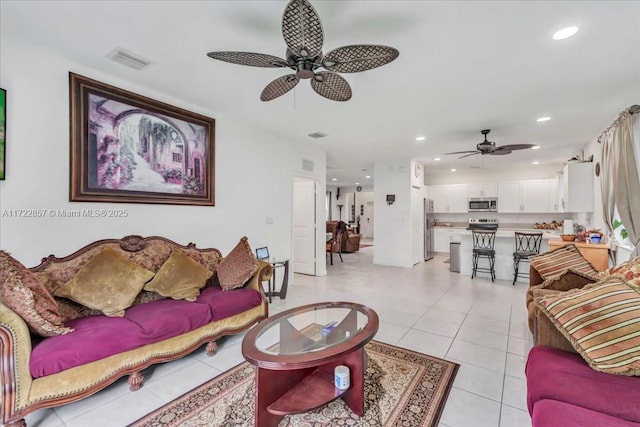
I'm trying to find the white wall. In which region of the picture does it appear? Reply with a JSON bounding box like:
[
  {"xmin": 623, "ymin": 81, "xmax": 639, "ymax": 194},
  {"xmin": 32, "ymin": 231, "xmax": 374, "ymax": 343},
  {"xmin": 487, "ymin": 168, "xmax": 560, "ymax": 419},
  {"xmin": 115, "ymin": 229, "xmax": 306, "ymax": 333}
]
[
  {"xmin": 0, "ymin": 40, "xmax": 327, "ymax": 270},
  {"xmin": 373, "ymin": 160, "xmax": 412, "ymax": 267},
  {"xmin": 326, "ymin": 184, "xmax": 373, "ymax": 223},
  {"xmin": 424, "ymin": 163, "xmax": 563, "ymax": 185}
]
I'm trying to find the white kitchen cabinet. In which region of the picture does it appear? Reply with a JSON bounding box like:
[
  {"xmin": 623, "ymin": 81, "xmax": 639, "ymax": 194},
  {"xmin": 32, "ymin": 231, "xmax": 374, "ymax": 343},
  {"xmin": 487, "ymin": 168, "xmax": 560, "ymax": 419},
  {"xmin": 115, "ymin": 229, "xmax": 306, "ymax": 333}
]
[
  {"xmin": 428, "ymin": 184, "xmax": 468, "ymax": 213},
  {"xmin": 497, "ymin": 182, "xmax": 521, "ymax": 212},
  {"xmin": 498, "ymin": 179, "xmax": 557, "ymax": 212},
  {"xmin": 548, "ymin": 178, "xmax": 560, "ymax": 212},
  {"xmin": 434, "ymin": 228, "xmax": 463, "ymax": 253},
  {"xmin": 562, "ymin": 162, "xmax": 594, "ymax": 212},
  {"xmin": 468, "ymin": 183, "xmax": 498, "ymax": 198},
  {"xmin": 521, "ymin": 180, "xmax": 553, "ymax": 213}
]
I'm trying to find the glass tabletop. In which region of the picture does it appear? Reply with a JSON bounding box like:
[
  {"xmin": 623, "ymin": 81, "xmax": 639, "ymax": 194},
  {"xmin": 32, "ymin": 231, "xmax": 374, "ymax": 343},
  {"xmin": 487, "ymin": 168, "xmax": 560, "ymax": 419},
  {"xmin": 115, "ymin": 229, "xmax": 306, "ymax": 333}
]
[{"xmin": 254, "ymin": 302, "xmax": 370, "ymax": 356}]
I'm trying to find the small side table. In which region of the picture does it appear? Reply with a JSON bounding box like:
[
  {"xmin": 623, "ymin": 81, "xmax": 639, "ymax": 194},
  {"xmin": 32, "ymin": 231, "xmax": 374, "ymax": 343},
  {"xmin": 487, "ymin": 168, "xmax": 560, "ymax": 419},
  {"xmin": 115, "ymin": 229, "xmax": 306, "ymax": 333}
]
[{"xmin": 266, "ymin": 259, "xmax": 289, "ymax": 303}]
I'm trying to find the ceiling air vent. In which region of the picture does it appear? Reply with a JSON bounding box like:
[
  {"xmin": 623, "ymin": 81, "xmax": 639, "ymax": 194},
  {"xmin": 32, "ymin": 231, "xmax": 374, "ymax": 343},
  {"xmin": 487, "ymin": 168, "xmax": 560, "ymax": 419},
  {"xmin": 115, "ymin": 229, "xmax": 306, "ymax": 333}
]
[
  {"xmin": 308, "ymin": 132, "xmax": 328, "ymax": 139},
  {"xmin": 106, "ymin": 47, "xmax": 152, "ymax": 71}
]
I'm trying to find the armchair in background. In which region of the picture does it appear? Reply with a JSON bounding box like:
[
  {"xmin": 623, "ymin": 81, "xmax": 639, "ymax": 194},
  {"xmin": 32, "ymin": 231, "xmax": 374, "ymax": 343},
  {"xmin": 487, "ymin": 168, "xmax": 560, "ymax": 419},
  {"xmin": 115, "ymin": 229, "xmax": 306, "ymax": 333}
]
[{"xmin": 326, "ymin": 221, "xmax": 361, "ymax": 253}]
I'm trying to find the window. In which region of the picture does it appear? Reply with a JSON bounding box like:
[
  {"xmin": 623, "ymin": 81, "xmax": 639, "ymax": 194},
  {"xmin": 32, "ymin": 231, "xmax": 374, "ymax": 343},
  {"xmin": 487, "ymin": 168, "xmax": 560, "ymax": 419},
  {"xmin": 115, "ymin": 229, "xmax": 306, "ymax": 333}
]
[{"xmin": 172, "ymin": 152, "xmax": 182, "ymax": 163}]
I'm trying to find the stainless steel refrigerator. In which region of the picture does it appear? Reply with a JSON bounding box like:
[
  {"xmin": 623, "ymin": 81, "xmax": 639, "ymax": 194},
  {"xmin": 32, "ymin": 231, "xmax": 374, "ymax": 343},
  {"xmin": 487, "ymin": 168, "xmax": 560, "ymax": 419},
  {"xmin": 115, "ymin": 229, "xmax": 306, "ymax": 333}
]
[{"xmin": 424, "ymin": 198, "xmax": 434, "ymax": 261}]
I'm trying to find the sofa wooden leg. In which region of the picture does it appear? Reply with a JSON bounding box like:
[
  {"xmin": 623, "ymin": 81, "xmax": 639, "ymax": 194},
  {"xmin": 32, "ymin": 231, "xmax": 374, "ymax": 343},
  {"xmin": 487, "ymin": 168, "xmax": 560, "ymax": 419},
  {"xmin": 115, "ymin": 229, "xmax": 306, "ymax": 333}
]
[
  {"xmin": 206, "ymin": 341, "xmax": 218, "ymax": 356},
  {"xmin": 128, "ymin": 372, "xmax": 144, "ymax": 391}
]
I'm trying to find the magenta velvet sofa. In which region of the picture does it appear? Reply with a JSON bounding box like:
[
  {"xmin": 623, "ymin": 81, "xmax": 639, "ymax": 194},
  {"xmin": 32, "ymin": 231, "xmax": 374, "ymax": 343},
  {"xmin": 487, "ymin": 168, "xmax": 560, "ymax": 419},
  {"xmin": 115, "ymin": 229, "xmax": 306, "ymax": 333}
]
[
  {"xmin": 526, "ymin": 346, "xmax": 640, "ymax": 426},
  {"xmin": 0, "ymin": 235, "xmax": 271, "ymax": 427}
]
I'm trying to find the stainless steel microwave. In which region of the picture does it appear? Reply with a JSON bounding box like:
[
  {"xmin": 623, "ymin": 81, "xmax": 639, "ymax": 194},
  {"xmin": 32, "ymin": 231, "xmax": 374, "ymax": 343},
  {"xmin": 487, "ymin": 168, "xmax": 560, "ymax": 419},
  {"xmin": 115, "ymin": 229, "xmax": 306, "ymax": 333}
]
[{"xmin": 468, "ymin": 197, "xmax": 498, "ymax": 212}]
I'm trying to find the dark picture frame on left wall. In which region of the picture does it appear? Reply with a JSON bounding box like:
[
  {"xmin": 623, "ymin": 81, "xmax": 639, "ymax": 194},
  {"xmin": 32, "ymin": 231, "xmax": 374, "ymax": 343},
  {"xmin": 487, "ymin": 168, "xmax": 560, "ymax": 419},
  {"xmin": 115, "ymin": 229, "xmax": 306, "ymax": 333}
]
[
  {"xmin": 69, "ymin": 73, "xmax": 215, "ymax": 205},
  {"xmin": 0, "ymin": 87, "xmax": 6, "ymax": 180}
]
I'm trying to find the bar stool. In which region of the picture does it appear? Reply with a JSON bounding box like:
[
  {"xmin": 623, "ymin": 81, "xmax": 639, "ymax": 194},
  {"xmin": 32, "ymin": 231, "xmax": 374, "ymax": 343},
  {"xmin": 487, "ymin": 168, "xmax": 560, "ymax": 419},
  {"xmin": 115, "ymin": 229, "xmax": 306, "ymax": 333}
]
[
  {"xmin": 513, "ymin": 232, "xmax": 543, "ymax": 285},
  {"xmin": 471, "ymin": 230, "xmax": 496, "ymax": 282}
]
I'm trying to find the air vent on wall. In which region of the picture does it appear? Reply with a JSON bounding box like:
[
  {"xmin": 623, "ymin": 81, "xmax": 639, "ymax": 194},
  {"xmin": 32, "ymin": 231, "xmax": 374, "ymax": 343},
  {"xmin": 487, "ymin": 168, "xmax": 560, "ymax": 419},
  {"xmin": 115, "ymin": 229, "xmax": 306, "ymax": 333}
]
[
  {"xmin": 308, "ymin": 132, "xmax": 328, "ymax": 139},
  {"xmin": 106, "ymin": 47, "xmax": 152, "ymax": 71},
  {"xmin": 302, "ymin": 159, "xmax": 314, "ymax": 172}
]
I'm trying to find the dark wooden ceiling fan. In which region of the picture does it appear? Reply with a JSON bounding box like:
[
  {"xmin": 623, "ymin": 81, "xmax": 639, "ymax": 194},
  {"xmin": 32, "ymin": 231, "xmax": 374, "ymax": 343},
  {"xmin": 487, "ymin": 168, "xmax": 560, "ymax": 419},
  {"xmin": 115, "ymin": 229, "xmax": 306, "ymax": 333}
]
[{"xmin": 445, "ymin": 129, "xmax": 536, "ymax": 158}]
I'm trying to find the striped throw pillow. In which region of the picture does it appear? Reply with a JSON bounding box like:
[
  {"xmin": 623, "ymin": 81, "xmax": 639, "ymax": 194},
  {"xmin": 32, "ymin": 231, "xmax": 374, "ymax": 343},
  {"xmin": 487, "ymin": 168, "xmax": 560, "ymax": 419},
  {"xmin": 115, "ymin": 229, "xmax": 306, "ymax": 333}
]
[
  {"xmin": 530, "ymin": 244, "xmax": 598, "ymax": 280},
  {"xmin": 535, "ymin": 275, "xmax": 640, "ymax": 376}
]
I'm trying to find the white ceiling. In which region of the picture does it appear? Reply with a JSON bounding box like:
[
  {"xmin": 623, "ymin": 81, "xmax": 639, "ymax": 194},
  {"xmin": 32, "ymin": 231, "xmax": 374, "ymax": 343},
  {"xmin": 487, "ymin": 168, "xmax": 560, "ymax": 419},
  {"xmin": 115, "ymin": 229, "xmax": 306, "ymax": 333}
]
[{"xmin": 2, "ymin": 1, "xmax": 639, "ymax": 187}]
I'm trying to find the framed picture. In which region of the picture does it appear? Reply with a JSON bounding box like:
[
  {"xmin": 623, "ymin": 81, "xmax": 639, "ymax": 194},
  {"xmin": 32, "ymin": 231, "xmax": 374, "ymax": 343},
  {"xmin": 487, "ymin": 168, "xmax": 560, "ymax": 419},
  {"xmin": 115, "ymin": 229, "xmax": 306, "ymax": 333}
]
[
  {"xmin": 0, "ymin": 88, "xmax": 5, "ymax": 180},
  {"xmin": 69, "ymin": 73, "xmax": 215, "ymax": 205}
]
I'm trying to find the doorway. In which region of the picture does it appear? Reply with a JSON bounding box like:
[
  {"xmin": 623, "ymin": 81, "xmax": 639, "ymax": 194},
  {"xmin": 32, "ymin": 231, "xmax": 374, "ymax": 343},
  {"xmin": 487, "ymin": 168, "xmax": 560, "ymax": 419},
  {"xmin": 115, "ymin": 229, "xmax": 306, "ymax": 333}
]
[
  {"xmin": 292, "ymin": 177, "xmax": 316, "ymax": 275},
  {"xmin": 361, "ymin": 200, "xmax": 374, "ymax": 239}
]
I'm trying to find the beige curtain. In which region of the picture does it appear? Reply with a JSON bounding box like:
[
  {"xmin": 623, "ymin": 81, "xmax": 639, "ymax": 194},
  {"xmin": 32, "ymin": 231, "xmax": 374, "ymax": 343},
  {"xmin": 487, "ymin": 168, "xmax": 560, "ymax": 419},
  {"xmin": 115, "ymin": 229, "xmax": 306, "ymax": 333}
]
[{"xmin": 600, "ymin": 107, "xmax": 640, "ymax": 259}]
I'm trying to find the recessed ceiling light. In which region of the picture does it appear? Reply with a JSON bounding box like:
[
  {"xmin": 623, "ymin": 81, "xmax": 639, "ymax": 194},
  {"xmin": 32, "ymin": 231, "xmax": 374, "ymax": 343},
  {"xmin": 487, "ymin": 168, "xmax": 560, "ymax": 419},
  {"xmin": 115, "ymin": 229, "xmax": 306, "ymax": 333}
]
[
  {"xmin": 532, "ymin": 145, "xmax": 541, "ymax": 150},
  {"xmin": 355, "ymin": 182, "xmax": 360, "ymax": 185},
  {"xmin": 532, "ymin": 161, "xmax": 540, "ymax": 165},
  {"xmin": 537, "ymin": 117, "xmax": 551, "ymax": 122},
  {"xmin": 451, "ymin": 168, "xmax": 456, "ymax": 172},
  {"xmin": 415, "ymin": 136, "xmax": 426, "ymax": 141},
  {"xmin": 552, "ymin": 26, "xmax": 579, "ymax": 40},
  {"xmin": 365, "ymin": 175, "xmax": 371, "ymax": 179},
  {"xmin": 434, "ymin": 157, "xmax": 441, "ymax": 161},
  {"xmin": 332, "ymin": 178, "xmax": 337, "ymax": 181}
]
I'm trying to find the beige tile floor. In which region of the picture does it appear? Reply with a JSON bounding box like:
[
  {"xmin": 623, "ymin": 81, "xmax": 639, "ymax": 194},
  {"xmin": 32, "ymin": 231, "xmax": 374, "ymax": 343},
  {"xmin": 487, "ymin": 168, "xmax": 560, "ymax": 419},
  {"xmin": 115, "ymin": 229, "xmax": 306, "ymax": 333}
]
[{"xmin": 25, "ymin": 243, "xmax": 533, "ymax": 427}]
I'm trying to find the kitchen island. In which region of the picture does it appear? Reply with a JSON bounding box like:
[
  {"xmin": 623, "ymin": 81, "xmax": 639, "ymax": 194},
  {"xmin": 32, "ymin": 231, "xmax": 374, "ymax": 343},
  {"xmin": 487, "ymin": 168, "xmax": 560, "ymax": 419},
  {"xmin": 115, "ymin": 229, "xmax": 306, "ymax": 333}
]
[{"xmin": 457, "ymin": 229, "xmax": 560, "ymax": 282}]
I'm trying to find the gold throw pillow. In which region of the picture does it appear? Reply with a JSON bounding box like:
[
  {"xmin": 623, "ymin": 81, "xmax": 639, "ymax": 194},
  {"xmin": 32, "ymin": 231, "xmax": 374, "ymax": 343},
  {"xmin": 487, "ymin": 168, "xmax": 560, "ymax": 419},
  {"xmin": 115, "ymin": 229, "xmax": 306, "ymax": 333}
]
[
  {"xmin": 54, "ymin": 248, "xmax": 154, "ymax": 317},
  {"xmin": 144, "ymin": 249, "xmax": 213, "ymax": 301}
]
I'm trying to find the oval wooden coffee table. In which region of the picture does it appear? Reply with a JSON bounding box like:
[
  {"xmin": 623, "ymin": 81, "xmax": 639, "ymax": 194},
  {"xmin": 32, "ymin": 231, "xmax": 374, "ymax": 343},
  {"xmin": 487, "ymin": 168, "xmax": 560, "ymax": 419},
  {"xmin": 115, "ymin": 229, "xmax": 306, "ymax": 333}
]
[{"xmin": 241, "ymin": 301, "xmax": 379, "ymax": 427}]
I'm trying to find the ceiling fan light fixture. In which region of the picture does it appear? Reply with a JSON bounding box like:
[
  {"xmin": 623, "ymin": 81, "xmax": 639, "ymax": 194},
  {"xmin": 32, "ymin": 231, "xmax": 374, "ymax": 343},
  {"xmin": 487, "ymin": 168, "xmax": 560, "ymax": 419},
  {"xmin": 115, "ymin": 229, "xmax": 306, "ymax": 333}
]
[
  {"xmin": 415, "ymin": 136, "xmax": 426, "ymax": 141},
  {"xmin": 552, "ymin": 26, "xmax": 579, "ymax": 40},
  {"xmin": 536, "ymin": 116, "xmax": 551, "ymax": 122},
  {"xmin": 451, "ymin": 168, "xmax": 456, "ymax": 172},
  {"xmin": 532, "ymin": 161, "xmax": 540, "ymax": 165},
  {"xmin": 532, "ymin": 145, "xmax": 541, "ymax": 150},
  {"xmin": 434, "ymin": 157, "xmax": 441, "ymax": 161}
]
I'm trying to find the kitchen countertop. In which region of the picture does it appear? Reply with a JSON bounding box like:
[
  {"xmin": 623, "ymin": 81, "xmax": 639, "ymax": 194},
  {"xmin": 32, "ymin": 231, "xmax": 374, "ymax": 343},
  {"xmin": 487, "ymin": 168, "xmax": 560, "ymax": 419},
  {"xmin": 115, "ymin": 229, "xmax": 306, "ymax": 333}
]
[{"xmin": 456, "ymin": 229, "xmax": 560, "ymax": 239}]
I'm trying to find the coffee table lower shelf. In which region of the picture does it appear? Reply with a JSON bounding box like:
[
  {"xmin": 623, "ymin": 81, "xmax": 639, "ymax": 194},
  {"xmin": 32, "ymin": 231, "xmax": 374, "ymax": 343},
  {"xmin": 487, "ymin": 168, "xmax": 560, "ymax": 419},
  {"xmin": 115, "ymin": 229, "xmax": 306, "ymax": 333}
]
[{"xmin": 267, "ymin": 368, "xmax": 345, "ymax": 416}]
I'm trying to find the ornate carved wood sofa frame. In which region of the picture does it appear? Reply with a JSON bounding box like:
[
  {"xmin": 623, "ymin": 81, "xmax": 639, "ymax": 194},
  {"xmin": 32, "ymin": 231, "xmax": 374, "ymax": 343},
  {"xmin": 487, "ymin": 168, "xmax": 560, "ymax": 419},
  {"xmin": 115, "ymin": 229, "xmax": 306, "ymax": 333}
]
[{"xmin": 0, "ymin": 235, "xmax": 271, "ymax": 427}]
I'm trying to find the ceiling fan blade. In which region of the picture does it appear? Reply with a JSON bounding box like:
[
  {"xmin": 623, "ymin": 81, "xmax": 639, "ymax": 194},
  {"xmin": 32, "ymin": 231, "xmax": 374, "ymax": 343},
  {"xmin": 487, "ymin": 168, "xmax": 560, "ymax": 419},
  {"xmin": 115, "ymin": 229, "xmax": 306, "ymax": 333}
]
[
  {"xmin": 489, "ymin": 149, "xmax": 512, "ymax": 155},
  {"xmin": 310, "ymin": 72, "xmax": 352, "ymax": 101},
  {"xmin": 282, "ymin": 0, "xmax": 324, "ymax": 58},
  {"xmin": 207, "ymin": 51, "xmax": 288, "ymax": 68},
  {"xmin": 260, "ymin": 74, "xmax": 300, "ymax": 101},
  {"xmin": 322, "ymin": 45, "xmax": 400, "ymax": 73},
  {"xmin": 459, "ymin": 152, "xmax": 481, "ymax": 159},
  {"xmin": 445, "ymin": 150, "xmax": 480, "ymax": 155},
  {"xmin": 497, "ymin": 144, "xmax": 537, "ymax": 151}
]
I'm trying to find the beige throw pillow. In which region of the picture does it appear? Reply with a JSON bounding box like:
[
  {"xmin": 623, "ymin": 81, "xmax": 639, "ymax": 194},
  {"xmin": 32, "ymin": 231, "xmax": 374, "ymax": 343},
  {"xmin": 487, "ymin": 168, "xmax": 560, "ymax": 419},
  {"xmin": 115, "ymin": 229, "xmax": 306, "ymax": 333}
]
[
  {"xmin": 144, "ymin": 249, "xmax": 213, "ymax": 301},
  {"xmin": 217, "ymin": 237, "xmax": 260, "ymax": 291},
  {"xmin": 54, "ymin": 248, "xmax": 154, "ymax": 317}
]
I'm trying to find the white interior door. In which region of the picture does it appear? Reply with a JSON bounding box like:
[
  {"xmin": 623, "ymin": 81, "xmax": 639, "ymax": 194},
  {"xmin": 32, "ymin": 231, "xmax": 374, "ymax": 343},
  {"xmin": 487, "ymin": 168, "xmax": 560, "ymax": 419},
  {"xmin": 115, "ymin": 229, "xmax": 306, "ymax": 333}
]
[
  {"xmin": 293, "ymin": 178, "xmax": 316, "ymax": 275},
  {"xmin": 362, "ymin": 201, "xmax": 374, "ymax": 239}
]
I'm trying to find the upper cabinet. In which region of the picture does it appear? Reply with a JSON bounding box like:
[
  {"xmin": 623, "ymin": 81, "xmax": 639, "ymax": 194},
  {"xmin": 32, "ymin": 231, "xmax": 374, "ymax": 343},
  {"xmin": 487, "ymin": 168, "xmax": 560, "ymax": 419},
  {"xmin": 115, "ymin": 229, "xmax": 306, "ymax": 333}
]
[
  {"xmin": 498, "ymin": 179, "xmax": 559, "ymax": 213},
  {"xmin": 428, "ymin": 184, "xmax": 468, "ymax": 213},
  {"xmin": 468, "ymin": 183, "xmax": 498, "ymax": 198},
  {"xmin": 497, "ymin": 181, "xmax": 521, "ymax": 212},
  {"xmin": 562, "ymin": 162, "xmax": 594, "ymax": 212}
]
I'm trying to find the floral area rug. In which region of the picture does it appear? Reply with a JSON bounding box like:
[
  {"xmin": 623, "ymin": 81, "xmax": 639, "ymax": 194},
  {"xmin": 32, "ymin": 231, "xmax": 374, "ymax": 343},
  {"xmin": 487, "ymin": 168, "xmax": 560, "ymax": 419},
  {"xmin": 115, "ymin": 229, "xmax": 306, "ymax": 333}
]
[{"xmin": 130, "ymin": 340, "xmax": 458, "ymax": 427}]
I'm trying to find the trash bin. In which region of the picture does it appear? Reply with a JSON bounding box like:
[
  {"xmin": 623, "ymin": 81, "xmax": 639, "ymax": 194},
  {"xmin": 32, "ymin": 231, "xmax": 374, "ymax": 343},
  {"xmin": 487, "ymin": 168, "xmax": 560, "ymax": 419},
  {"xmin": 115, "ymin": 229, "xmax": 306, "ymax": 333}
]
[{"xmin": 449, "ymin": 241, "xmax": 461, "ymax": 273}]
